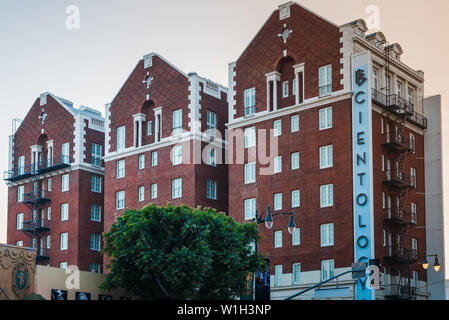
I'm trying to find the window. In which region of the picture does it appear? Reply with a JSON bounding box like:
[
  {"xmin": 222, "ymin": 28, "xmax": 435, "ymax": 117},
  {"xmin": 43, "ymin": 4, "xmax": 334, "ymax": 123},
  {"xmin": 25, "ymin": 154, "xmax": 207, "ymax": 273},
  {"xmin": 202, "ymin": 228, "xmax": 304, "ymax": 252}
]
[
  {"xmin": 291, "ymin": 190, "xmax": 300, "ymax": 208},
  {"xmin": 90, "ymin": 263, "xmax": 100, "ymax": 274},
  {"xmin": 319, "ymin": 145, "xmax": 333, "ymax": 169},
  {"xmin": 412, "ymin": 238, "xmax": 418, "ymax": 252},
  {"xmin": 172, "ymin": 178, "xmax": 182, "ymax": 199},
  {"xmin": 61, "ymin": 203, "xmax": 69, "ymax": 221},
  {"xmin": 116, "ymin": 191, "xmax": 125, "ymax": 210},
  {"xmin": 16, "ymin": 241, "xmax": 23, "ymax": 247},
  {"xmin": 274, "ymin": 231, "xmax": 283, "ymax": 248},
  {"xmin": 60, "ymin": 262, "xmax": 68, "ymax": 269},
  {"xmin": 244, "ymin": 127, "xmax": 256, "ymax": 148},
  {"xmin": 172, "ymin": 145, "xmax": 182, "ymax": 166},
  {"xmin": 244, "ymin": 162, "xmax": 256, "ymax": 184},
  {"xmin": 372, "ymin": 67, "xmax": 379, "ymax": 91},
  {"xmin": 381, "ymin": 155, "xmax": 385, "ymax": 172},
  {"xmin": 274, "ymin": 156, "xmax": 282, "ymax": 174},
  {"xmin": 291, "ymin": 152, "xmax": 299, "ymax": 170},
  {"xmin": 206, "ymin": 110, "xmax": 217, "ymax": 130},
  {"xmin": 206, "ymin": 179, "xmax": 217, "ymax": 200},
  {"xmin": 147, "ymin": 121, "xmax": 152, "ymax": 136},
  {"xmin": 90, "ymin": 234, "xmax": 101, "ymax": 251},
  {"xmin": 16, "ymin": 213, "xmax": 24, "ymax": 230},
  {"xmin": 138, "ymin": 186, "xmax": 145, "ymax": 202},
  {"xmin": 47, "ymin": 235, "xmax": 51, "ymax": 249},
  {"xmin": 61, "ymin": 174, "xmax": 69, "ymax": 192},
  {"xmin": 62, "ymin": 142, "xmax": 70, "ymax": 164},
  {"xmin": 273, "ymin": 120, "xmax": 282, "ymax": 137},
  {"xmin": 18, "ymin": 156, "xmax": 25, "ymax": 175},
  {"xmin": 90, "ymin": 204, "xmax": 101, "ymax": 222},
  {"xmin": 291, "ymin": 115, "xmax": 299, "ymax": 133},
  {"xmin": 382, "ymin": 192, "xmax": 386, "ymax": 209},
  {"xmin": 60, "ymin": 233, "xmax": 68, "ymax": 251},
  {"xmin": 292, "ymin": 78, "xmax": 297, "ymax": 96},
  {"xmin": 206, "ymin": 148, "xmax": 216, "ymax": 167},
  {"xmin": 91, "ymin": 143, "xmax": 102, "ymax": 166},
  {"xmin": 282, "ymin": 81, "xmax": 289, "ymax": 98},
  {"xmin": 274, "ymin": 265, "xmax": 283, "ymax": 287},
  {"xmin": 138, "ymin": 154, "xmax": 145, "ymax": 170},
  {"xmin": 151, "ymin": 184, "xmax": 158, "ymax": 199},
  {"xmin": 410, "ymin": 168, "xmax": 417, "ymax": 187},
  {"xmin": 411, "ymin": 203, "xmax": 417, "ymax": 223},
  {"xmin": 412, "ymin": 271, "xmax": 418, "ymax": 289},
  {"xmin": 292, "ymin": 228, "xmax": 300, "ymax": 246},
  {"xmin": 320, "ymin": 184, "xmax": 333, "ymax": 208},
  {"xmin": 244, "ymin": 88, "xmax": 256, "ymax": 116},
  {"xmin": 151, "ymin": 151, "xmax": 158, "ymax": 167},
  {"xmin": 319, "ymin": 65, "xmax": 332, "ymax": 97},
  {"xmin": 292, "ymin": 263, "xmax": 301, "ymax": 285},
  {"xmin": 410, "ymin": 133, "xmax": 416, "ymax": 152},
  {"xmin": 172, "ymin": 109, "xmax": 182, "ymax": 136},
  {"xmin": 321, "ymin": 259, "xmax": 335, "ymax": 281},
  {"xmin": 274, "ymin": 193, "xmax": 283, "ymax": 211},
  {"xmin": 383, "ymin": 229, "xmax": 386, "ymax": 247},
  {"xmin": 319, "ymin": 107, "xmax": 332, "ymax": 130},
  {"xmin": 91, "ymin": 175, "xmax": 102, "ymax": 193},
  {"xmin": 116, "ymin": 126, "xmax": 126, "ymax": 151},
  {"xmin": 18, "ymin": 185, "xmax": 24, "ymax": 203},
  {"xmin": 48, "ymin": 178, "xmax": 52, "ymax": 191},
  {"xmin": 320, "ymin": 223, "xmax": 334, "ymax": 247},
  {"xmin": 116, "ymin": 160, "xmax": 125, "ymax": 179},
  {"xmin": 407, "ymin": 88, "xmax": 415, "ymax": 104},
  {"xmin": 47, "ymin": 207, "xmax": 51, "ymax": 220},
  {"xmin": 396, "ymin": 81, "xmax": 403, "ymax": 97},
  {"xmin": 244, "ymin": 198, "xmax": 256, "ymax": 221}
]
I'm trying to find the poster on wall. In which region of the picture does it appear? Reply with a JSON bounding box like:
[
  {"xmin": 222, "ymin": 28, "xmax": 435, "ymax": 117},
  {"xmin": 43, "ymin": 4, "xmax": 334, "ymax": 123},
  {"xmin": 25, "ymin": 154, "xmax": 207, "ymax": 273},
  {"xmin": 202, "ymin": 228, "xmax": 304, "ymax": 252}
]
[
  {"xmin": 76, "ymin": 292, "xmax": 91, "ymax": 300},
  {"xmin": 51, "ymin": 289, "xmax": 68, "ymax": 300}
]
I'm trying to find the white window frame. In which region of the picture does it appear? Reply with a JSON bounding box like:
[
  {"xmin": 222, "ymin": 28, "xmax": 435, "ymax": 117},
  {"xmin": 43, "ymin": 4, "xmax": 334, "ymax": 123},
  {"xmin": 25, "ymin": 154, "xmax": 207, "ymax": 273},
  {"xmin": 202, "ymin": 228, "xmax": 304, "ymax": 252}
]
[
  {"xmin": 291, "ymin": 152, "xmax": 299, "ymax": 170},
  {"xmin": 273, "ymin": 119, "xmax": 282, "ymax": 137},
  {"xmin": 274, "ymin": 156, "xmax": 282, "ymax": 174},
  {"xmin": 291, "ymin": 115, "xmax": 299, "ymax": 133},
  {"xmin": 151, "ymin": 151, "xmax": 158, "ymax": 167},
  {"xmin": 320, "ymin": 184, "xmax": 334, "ymax": 208},
  {"xmin": 319, "ymin": 145, "xmax": 333, "ymax": 169},
  {"xmin": 319, "ymin": 65, "xmax": 332, "ymax": 97},
  {"xmin": 61, "ymin": 174, "xmax": 70, "ymax": 192},
  {"xmin": 320, "ymin": 223, "xmax": 334, "ymax": 247},
  {"xmin": 244, "ymin": 198, "xmax": 256, "ymax": 221},
  {"xmin": 138, "ymin": 154, "xmax": 145, "ymax": 170},
  {"xmin": 172, "ymin": 145, "xmax": 182, "ymax": 166},
  {"xmin": 274, "ymin": 265, "xmax": 283, "ymax": 287},
  {"xmin": 319, "ymin": 107, "xmax": 332, "ymax": 130},
  {"xmin": 16, "ymin": 213, "xmax": 24, "ymax": 230},
  {"xmin": 282, "ymin": 81, "xmax": 289, "ymax": 98},
  {"xmin": 172, "ymin": 178, "xmax": 182, "ymax": 199},
  {"xmin": 91, "ymin": 143, "xmax": 102, "ymax": 167},
  {"xmin": 18, "ymin": 185, "xmax": 24, "ymax": 203},
  {"xmin": 244, "ymin": 162, "xmax": 256, "ymax": 184},
  {"xmin": 90, "ymin": 204, "xmax": 101, "ymax": 222},
  {"xmin": 274, "ymin": 231, "xmax": 283, "ymax": 248},
  {"xmin": 151, "ymin": 184, "xmax": 158, "ymax": 199},
  {"xmin": 116, "ymin": 160, "xmax": 125, "ymax": 179},
  {"xmin": 244, "ymin": 88, "xmax": 256, "ymax": 116},
  {"xmin": 116, "ymin": 126, "xmax": 126, "ymax": 151},
  {"xmin": 91, "ymin": 175, "xmax": 102, "ymax": 193},
  {"xmin": 274, "ymin": 193, "xmax": 283, "ymax": 211},
  {"xmin": 244, "ymin": 127, "xmax": 256, "ymax": 149},
  {"xmin": 321, "ymin": 259, "xmax": 335, "ymax": 281},
  {"xmin": 60, "ymin": 233, "xmax": 68, "ymax": 251},
  {"xmin": 410, "ymin": 167, "xmax": 417, "ymax": 187},
  {"xmin": 138, "ymin": 186, "xmax": 145, "ymax": 202},
  {"xmin": 172, "ymin": 109, "xmax": 183, "ymax": 136},
  {"xmin": 291, "ymin": 190, "xmax": 300, "ymax": 208},
  {"xmin": 61, "ymin": 203, "xmax": 69, "ymax": 221},
  {"xmin": 292, "ymin": 263, "xmax": 301, "ymax": 285},
  {"xmin": 206, "ymin": 179, "xmax": 217, "ymax": 200},
  {"xmin": 206, "ymin": 110, "xmax": 217, "ymax": 130},
  {"xmin": 90, "ymin": 234, "xmax": 101, "ymax": 251},
  {"xmin": 147, "ymin": 120, "xmax": 152, "ymax": 136},
  {"xmin": 292, "ymin": 228, "xmax": 300, "ymax": 246},
  {"xmin": 116, "ymin": 191, "xmax": 125, "ymax": 210},
  {"xmin": 60, "ymin": 262, "xmax": 68, "ymax": 269}
]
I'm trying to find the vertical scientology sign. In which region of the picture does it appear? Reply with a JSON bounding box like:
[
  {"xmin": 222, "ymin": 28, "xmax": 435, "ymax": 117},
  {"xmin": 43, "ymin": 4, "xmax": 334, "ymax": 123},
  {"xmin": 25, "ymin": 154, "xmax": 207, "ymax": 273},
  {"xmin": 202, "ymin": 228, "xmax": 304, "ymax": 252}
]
[{"xmin": 352, "ymin": 52, "xmax": 375, "ymax": 300}]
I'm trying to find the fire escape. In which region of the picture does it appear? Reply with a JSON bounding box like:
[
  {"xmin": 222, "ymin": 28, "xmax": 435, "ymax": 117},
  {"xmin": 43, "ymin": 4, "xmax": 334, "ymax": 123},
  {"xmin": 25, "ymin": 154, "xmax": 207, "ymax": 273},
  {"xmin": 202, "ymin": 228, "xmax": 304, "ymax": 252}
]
[
  {"xmin": 372, "ymin": 43, "xmax": 426, "ymax": 300},
  {"xmin": 4, "ymin": 126, "xmax": 71, "ymax": 265}
]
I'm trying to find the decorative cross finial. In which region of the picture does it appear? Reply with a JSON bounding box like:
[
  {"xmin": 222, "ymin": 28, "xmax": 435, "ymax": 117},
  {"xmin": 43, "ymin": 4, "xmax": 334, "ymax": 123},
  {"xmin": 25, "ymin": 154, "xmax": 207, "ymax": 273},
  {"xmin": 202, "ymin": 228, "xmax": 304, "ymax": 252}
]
[
  {"xmin": 39, "ymin": 109, "xmax": 47, "ymax": 125},
  {"xmin": 278, "ymin": 24, "xmax": 292, "ymax": 44},
  {"xmin": 142, "ymin": 72, "xmax": 153, "ymax": 89}
]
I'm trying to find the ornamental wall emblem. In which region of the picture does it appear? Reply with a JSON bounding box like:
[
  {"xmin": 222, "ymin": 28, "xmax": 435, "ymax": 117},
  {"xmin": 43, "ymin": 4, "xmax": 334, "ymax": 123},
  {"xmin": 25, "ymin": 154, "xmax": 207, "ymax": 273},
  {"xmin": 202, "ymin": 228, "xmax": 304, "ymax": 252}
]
[{"xmin": 11, "ymin": 262, "xmax": 31, "ymax": 299}]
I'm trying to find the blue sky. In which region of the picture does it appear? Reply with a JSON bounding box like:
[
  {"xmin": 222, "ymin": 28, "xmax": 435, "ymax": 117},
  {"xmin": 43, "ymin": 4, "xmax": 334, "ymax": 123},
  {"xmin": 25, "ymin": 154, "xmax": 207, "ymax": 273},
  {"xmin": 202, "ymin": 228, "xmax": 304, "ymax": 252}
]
[{"xmin": 1, "ymin": 0, "xmax": 448, "ymax": 242}]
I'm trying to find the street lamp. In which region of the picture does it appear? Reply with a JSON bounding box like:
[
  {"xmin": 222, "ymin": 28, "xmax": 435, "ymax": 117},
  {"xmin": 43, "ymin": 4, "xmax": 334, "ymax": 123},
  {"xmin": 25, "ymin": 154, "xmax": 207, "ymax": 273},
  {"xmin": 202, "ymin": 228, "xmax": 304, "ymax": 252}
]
[
  {"xmin": 420, "ymin": 254, "xmax": 440, "ymax": 272},
  {"xmin": 255, "ymin": 205, "xmax": 296, "ymax": 234}
]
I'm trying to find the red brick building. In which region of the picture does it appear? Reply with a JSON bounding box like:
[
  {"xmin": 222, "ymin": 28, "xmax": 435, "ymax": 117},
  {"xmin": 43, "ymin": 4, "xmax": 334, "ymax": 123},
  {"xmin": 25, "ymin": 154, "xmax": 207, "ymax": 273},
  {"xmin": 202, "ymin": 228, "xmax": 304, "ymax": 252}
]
[
  {"xmin": 227, "ymin": 2, "xmax": 431, "ymax": 300},
  {"xmin": 5, "ymin": 92, "xmax": 105, "ymax": 273},
  {"xmin": 103, "ymin": 53, "xmax": 228, "ymax": 267}
]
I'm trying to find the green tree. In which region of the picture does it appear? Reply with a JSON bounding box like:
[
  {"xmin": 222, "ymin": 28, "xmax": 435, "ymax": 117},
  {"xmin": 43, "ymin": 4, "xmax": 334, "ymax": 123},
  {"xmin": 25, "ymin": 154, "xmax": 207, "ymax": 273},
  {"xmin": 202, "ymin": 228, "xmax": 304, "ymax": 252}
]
[{"xmin": 101, "ymin": 204, "xmax": 266, "ymax": 300}]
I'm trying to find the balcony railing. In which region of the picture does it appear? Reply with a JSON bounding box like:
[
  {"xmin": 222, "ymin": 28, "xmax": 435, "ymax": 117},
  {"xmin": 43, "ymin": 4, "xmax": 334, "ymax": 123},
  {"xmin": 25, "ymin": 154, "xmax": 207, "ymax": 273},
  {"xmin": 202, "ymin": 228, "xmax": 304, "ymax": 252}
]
[
  {"xmin": 4, "ymin": 155, "xmax": 71, "ymax": 182},
  {"xmin": 22, "ymin": 219, "xmax": 51, "ymax": 234},
  {"xmin": 409, "ymin": 111, "xmax": 428, "ymax": 129},
  {"xmin": 383, "ymin": 170, "xmax": 416, "ymax": 189},
  {"xmin": 383, "ymin": 208, "xmax": 416, "ymax": 226},
  {"xmin": 23, "ymin": 189, "xmax": 51, "ymax": 205},
  {"xmin": 383, "ymin": 132, "xmax": 415, "ymax": 153},
  {"xmin": 383, "ymin": 246, "xmax": 418, "ymax": 265},
  {"xmin": 372, "ymin": 89, "xmax": 414, "ymax": 116},
  {"xmin": 385, "ymin": 284, "xmax": 416, "ymax": 300},
  {"xmin": 36, "ymin": 247, "xmax": 50, "ymax": 262}
]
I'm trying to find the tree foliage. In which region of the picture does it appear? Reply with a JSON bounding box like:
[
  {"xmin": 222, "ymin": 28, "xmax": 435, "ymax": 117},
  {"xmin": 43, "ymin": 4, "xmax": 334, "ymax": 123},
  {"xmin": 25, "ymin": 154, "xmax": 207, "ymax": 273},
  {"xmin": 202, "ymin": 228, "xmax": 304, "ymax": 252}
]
[{"xmin": 101, "ymin": 204, "xmax": 266, "ymax": 300}]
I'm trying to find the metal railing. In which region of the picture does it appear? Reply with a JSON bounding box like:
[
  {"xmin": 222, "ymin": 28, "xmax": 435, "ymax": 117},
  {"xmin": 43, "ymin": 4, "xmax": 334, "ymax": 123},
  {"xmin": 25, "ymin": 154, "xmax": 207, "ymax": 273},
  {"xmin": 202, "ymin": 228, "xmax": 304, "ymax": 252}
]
[
  {"xmin": 383, "ymin": 208, "xmax": 415, "ymax": 225},
  {"xmin": 384, "ymin": 132, "xmax": 415, "ymax": 152},
  {"xmin": 23, "ymin": 189, "xmax": 51, "ymax": 204},
  {"xmin": 22, "ymin": 219, "xmax": 51, "ymax": 233},
  {"xmin": 36, "ymin": 247, "xmax": 50, "ymax": 260},
  {"xmin": 385, "ymin": 284, "xmax": 416, "ymax": 299},
  {"xmin": 4, "ymin": 155, "xmax": 71, "ymax": 181},
  {"xmin": 372, "ymin": 89, "xmax": 414, "ymax": 116},
  {"xmin": 383, "ymin": 170, "xmax": 416, "ymax": 188},
  {"xmin": 384, "ymin": 246, "xmax": 418, "ymax": 262},
  {"xmin": 409, "ymin": 111, "xmax": 428, "ymax": 129}
]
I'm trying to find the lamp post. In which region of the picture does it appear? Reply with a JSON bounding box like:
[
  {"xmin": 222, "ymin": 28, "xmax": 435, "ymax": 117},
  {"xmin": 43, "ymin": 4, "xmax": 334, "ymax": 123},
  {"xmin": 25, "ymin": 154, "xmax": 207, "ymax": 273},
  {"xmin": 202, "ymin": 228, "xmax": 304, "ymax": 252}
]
[
  {"xmin": 405, "ymin": 252, "xmax": 440, "ymax": 299},
  {"xmin": 251, "ymin": 204, "xmax": 296, "ymax": 300}
]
